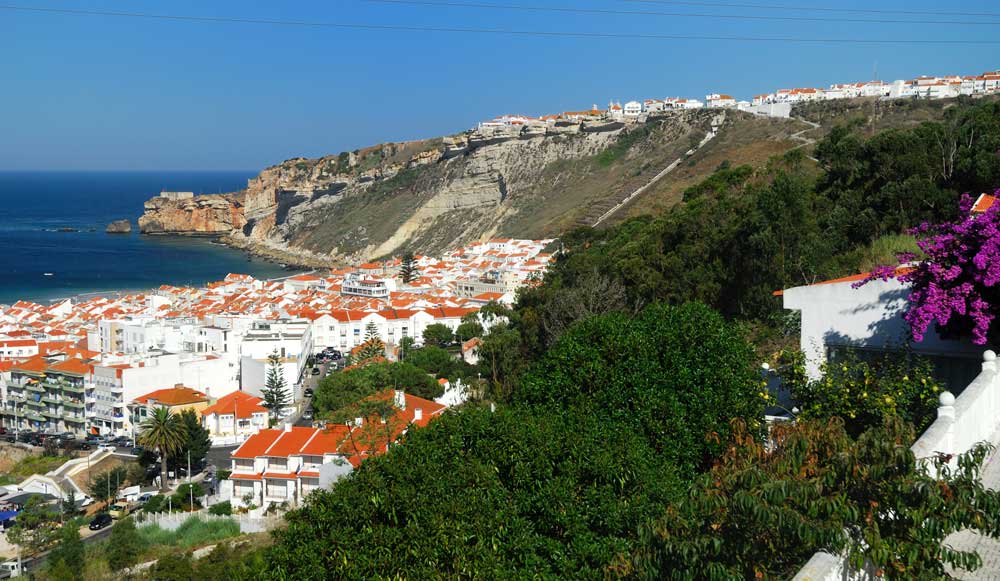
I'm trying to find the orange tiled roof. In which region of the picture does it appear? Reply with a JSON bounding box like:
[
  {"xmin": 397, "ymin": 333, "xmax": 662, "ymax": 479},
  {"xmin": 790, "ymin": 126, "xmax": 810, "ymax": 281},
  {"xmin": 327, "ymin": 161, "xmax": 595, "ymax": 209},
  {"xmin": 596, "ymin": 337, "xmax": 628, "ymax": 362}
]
[
  {"xmin": 134, "ymin": 385, "xmax": 209, "ymax": 407},
  {"xmin": 201, "ymin": 391, "xmax": 266, "ymax": 419}
]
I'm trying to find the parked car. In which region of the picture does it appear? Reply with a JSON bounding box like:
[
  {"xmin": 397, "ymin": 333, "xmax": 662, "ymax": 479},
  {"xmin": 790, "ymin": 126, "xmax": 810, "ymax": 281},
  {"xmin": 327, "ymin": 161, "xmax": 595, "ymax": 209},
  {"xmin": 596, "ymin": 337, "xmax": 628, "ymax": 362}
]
[
  {"xmin": 109, "ymin": 500, "xmax": 136, "ymax": 519},
  {"xmin": 303, "ymin": 388, "xmax": 314, "ymax": 398},
  {"xmin": 89, "ymin": 513, "xmax": 112, "ymax": 530},
  {"xmin": 137, "ymin": 492, "xmax": 155, "ymax": 504},
  {"xmin": 0, "ymin": 427, "xmax": 6, "ymax": 435},
  {"xmin": 59, "ymin": 431, "xmax": 75, "ymax": 440},
  {"xmin": 311, "ymin": 367, "xmax": 321, "ymax": 375},
  {"xmin": 0, "ymin": 559, "xmax": 23, "ymax": 578},
  {"xmin": 76, "ymin": 442, "xmax": 92, "ymax": 451},
  {"xmin": 130, "ymin": 446, "xmax": 144, "ymax": 456},
  {"xmin": 302, "ymin": 409, "xmax": 314, "ymax": 421},
  {"xmin": 97, "ymin": 444, "xmax": 116, "ymax": 453}
]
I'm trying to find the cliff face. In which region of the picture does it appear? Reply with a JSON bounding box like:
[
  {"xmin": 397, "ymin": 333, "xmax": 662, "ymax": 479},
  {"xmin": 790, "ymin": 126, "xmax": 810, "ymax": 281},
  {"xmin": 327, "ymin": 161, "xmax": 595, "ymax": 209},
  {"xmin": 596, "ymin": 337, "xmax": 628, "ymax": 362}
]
[
  {"xmin": 138, "ymin": 110, "xmax": 721, "ymax": 263},
  {"xmin": 138, "ymin": 193, "xmax": 246, "ymax": 235}
]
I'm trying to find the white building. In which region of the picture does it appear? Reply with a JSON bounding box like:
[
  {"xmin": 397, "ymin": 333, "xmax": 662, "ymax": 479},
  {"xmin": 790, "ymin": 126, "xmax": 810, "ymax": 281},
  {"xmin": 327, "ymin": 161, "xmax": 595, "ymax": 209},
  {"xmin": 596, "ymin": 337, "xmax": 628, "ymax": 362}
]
[
  {"xmin": 239, "ymin": 319, "xmax": 313, "ymax": 401},
  {"xmin": 623, "ymin": 101, "xmax": 643, "ymax": 117},
  {"xmin": 705, "ymin": 93, "xmax": 737, "ymax": 108}
]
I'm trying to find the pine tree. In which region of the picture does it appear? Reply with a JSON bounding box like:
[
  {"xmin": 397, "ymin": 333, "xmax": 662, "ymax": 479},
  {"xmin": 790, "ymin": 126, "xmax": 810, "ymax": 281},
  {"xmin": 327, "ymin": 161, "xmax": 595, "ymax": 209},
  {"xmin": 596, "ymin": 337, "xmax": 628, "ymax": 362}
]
[
  {"xmin": 262, "ymin": 351, "xmax": 290, "ymax": 425},
  {"xmin": 400, "ymin": 251, "xmax": 419, "ymax": 284},
  {"xmin": 356, "ymin": 322, "xmax": 385, "ymax": 362}
]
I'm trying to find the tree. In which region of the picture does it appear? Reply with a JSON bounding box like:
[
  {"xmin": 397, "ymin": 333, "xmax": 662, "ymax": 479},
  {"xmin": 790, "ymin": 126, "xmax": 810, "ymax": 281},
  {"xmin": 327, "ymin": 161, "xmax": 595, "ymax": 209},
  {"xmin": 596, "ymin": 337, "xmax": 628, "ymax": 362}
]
[
  {"xmin": 858, "ymin": 191, "xmax": 1000, "ymax": 345},
  {"xmin": 171, "ymin": 483, "xmax": 205, "ymax": 512},
  {"xmin": 398, "ymin": 336, "xmax": 415, "ymax": 361},
  {"xmin": 45, "ymin": 524, "xmax": 84, "ymax": 580},
  {"xmin": 421, "ymin": 323, "xmax": 453, "ymax": 347},
  {"xmin": 105, "ymin": 517, "xmax": 145, "ymax": 571},
  {"xmin": 262, "ymin": 351, "xmax": 290, "ymax": 424},
  {"xmin": 455, "ymin": 312, "xmax": 484, "ymax": 343},
  {"xmin": 7, "ymin": 495, "xmax": 58, "ymax": 559},
  {"xmin": 89, "ymin": 466, "xmax": 128, "ymax": 504},
  {"xmin": 61, "ymin": 490, "xmax": 78, "ymax": 520},
  {"xmin": 626, "ymin": 416, "xmax": 1000, "ymax": 579},
  {"xmin": 399, "ymin": 251, "xmax": 419, "ymax": 284},
  {"xmin": 265, "ymin": 405, "xmax": 685, "ymax": 579},
  {"xmin": 312, "ymin": 361, "xmax": 441, "ymax": 416},
  {"xmin": 781, "ymin": 349, "xmax": 942, "ymax": 437},
  {"xmin": 355, "ymin": 322, "xmax": 385, "ymax": 363},
  {"xmin": 168, "ymin": 409, "xmax": 211, "ymax": 473},
  {"xmin": 516, "ymin": 302, "xmax": 765, "ymax": 474},
  {"xmin": 137, "ymin": 406, "xmax": 186, "ymax": 491}
]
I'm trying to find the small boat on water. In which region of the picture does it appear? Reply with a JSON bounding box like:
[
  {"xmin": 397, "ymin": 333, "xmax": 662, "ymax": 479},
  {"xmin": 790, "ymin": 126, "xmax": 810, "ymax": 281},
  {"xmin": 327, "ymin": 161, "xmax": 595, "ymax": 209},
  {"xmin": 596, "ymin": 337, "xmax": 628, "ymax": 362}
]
[{"xmin": 43, "ymin": 273, "xmax": 53, "ymax": 276}]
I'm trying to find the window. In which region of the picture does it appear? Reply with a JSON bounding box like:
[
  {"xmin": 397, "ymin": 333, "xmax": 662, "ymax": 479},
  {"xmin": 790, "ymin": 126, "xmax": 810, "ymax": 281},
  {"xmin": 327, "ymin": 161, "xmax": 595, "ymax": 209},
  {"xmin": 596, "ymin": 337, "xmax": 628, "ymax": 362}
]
[
  {"xmin": 268, "ymin": 458, "xmax": 288, "ymax": 471},
  {"xmin": 266, "ymin": 480, "xmax": 287, "ymax": 498}
]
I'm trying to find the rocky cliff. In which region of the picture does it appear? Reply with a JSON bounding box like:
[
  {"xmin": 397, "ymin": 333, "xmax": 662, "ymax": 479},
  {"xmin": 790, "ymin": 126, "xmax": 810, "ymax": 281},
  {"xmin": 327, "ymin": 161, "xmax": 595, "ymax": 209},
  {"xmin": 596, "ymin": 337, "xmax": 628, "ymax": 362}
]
[{"xmin": 139, "ymin": 110, "xmax": 725, "ymax": 265}]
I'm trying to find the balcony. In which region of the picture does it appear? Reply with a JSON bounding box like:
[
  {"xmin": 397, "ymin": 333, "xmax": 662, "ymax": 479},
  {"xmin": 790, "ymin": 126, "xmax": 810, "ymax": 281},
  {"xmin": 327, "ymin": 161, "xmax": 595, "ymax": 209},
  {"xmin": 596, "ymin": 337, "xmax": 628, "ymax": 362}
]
[
  {"xmin": 62, "ymin": 413, "xmax": 86, "ymax": 423},
  {"xmin": 25, "ymin": 413, "xmax": 45, "ymax": 423},
  {"xmin": 61, "ymin": 384, "xmax": 85, "ymax": 395},
  {"xmin": 25, "ymin": 399, "xmax": 45, "ymax": 409},
  {"xmin": 63, "ymin": 400, "xmax": 85, "ymax": 410},
  {"xmin": 41, "ymin": 409, "xmax": 60, "ymax": 419},
  {"xmin": 24, "ymin": 384, "xmax": 45, "ymax": 394},
  {"xmin": 41, "ymin": 396, "xmax": 60, "ymax": 405}
]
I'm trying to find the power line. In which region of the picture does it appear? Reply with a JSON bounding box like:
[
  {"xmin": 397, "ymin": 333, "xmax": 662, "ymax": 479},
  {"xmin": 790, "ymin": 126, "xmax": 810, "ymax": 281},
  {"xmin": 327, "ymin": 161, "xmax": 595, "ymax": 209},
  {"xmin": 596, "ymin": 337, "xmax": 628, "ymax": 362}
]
[
  {"xmin": 620, "ymin": 0, "xmax": 1000, "ymax": 18},
  {"xmin": 2, "ymin": 4, "xmax": 999, "ymax": 44},
  {"xmin": 362, "ymin": 0, "xmax": 1000, "ymax": 25}
]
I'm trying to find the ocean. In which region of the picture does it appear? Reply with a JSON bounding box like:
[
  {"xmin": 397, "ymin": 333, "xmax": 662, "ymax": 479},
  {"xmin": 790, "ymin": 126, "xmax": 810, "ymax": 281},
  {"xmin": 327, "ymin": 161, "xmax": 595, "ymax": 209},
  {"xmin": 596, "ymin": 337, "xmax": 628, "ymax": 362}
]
[{"xmin": 0, "ymin": 171, "xmax": 297, "ymax": 305}]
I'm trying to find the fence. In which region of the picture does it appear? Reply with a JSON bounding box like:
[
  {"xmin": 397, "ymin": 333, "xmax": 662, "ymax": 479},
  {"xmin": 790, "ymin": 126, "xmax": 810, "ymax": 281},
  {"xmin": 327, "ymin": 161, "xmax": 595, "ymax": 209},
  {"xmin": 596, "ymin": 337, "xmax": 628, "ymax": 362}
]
[
  {"xmin": 135, "ymin": 510, "xmax": 283, "ymax": 534},
  {"xmin": 792, "ymin": 350, "xmax": 1000, "ymax": 580}
]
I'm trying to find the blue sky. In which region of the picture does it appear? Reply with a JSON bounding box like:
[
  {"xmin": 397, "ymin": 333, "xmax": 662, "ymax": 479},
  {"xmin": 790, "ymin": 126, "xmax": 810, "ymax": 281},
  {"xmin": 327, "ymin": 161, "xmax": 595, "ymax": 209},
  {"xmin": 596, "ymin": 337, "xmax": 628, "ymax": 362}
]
[{"xmin": 1, "ymin": 0, "xmax": 997, "ymax": 170}]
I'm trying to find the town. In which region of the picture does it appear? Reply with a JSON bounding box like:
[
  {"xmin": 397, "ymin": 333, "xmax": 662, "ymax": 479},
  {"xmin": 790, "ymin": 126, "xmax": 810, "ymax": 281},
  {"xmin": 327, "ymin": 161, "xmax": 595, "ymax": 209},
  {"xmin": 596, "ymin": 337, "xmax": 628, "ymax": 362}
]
[{"xmin": 475, "ymin": 65, "xmax": 1000, "ymax": 128}]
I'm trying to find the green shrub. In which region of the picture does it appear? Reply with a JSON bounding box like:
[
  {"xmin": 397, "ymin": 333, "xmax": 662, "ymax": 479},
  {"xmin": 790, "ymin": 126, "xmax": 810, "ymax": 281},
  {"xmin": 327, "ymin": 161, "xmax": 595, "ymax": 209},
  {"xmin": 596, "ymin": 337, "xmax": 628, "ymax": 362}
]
[
  {"xmin": 137, "ymin": 516, "xmax": 240, "ymax": 550},
  {"xmin": 208, "ymin": 501, "xmax": 232, "ymax": 516},
  {"xmin": 143, "ymin": 495, "xmax": 165, "ymax": 513}
]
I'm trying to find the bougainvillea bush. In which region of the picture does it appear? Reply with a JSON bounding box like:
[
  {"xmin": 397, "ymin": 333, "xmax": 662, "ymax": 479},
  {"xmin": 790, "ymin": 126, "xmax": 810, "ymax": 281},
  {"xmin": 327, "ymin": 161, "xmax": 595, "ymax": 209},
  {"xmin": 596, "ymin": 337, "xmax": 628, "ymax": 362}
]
[{"xmin": 857, "ymin": 191, "xmax": 1000, "ymax": 345}]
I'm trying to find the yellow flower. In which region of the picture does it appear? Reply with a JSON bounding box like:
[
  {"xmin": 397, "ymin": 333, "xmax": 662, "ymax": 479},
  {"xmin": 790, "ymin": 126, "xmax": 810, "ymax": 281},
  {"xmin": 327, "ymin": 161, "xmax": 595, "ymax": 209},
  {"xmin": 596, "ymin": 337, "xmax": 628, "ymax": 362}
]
[
  {"xmin": 884, "ymin": 396, "xmax": 893, "ymax": 404},
  {"xmin": 862, "ymin": 392, "xmax": 868, "ymax": 398},
  {"xmin": 902, "ymin": 375, "xmax": 909, "ymax": 381}
]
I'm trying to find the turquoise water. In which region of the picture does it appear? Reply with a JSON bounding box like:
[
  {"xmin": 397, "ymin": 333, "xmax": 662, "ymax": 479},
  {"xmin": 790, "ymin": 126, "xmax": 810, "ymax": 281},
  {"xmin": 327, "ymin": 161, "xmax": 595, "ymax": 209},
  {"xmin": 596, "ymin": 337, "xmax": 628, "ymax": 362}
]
[{"xmin": 0, "ymin": 171, "xmax": 295, "ymax": 304}]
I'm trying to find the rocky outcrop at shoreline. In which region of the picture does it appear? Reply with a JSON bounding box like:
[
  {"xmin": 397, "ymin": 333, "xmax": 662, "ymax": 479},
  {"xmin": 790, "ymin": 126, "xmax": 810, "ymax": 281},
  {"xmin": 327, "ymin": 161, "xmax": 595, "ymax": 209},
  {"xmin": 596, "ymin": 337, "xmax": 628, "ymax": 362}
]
[{"xmin": 105, "ymin": 219, "xmax": 132, "ymax": 234}]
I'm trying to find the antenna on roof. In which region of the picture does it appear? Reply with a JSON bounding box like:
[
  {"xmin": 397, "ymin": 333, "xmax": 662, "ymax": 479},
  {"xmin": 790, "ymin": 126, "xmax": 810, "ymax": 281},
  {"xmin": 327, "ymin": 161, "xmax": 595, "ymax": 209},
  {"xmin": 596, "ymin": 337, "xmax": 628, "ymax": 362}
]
[{"xmin": 873, "ymin": 61, "xmax": 878, "ymax": 82}]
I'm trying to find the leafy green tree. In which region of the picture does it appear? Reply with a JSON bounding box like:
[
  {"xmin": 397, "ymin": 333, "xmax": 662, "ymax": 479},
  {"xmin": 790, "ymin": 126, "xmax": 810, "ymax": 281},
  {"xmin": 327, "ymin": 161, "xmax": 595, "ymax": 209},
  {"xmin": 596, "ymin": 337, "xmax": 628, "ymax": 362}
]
[
  {"xmin": 421, "ymin": 323, "xmax": 453, "ymax": 347},
  {"xmin": 168, "ymin": 409, "xmax": 211, "ymax": 473},
  {"xmin": 262, "ymin": 351, "xmax": 290, "ymax": 424},
  {"xmin": 455, "ymin": 313, "xmax": 484, "ymax": 343},
  {"xmin": 399, "ymin": 251, "xmax": 419, "ymax": 284},
  {"xmin": 7, "ymin": 495, "xmax": 59, "ymax": 559},
  {"xmin": 782, "ymin": 349, "xmax": 943, "ymax": 437},
  {"xmin": 265, "ymin": 405, "xmax": 685, "ymax": 579},
  {"xmin": 171, "ymin": 483, "xmax": 206, "ymax": 512},
  {"xmin": 627, "ymin": 416, "xmax": 1000, "ymax": 579},
  {"xmin": 517, "ymin": 302, "xmax": 764, "ymax": 473},
  {"xmin": 313, "ymin": 361, "xmax": 441, "ymax": 416},
  {"xmin": 45, "ymin": 524, "xmax": 84, "ymax": 580},
  {"xmin": 397, "ymin": 336, "xmax": 415, "ymax": 360},
  {"xmin": 105, "ymin": 517, "xmax": 145, "ymax": 571},
  {"xmin": 137, "ymin": 406, "xmax": 186, "ymax": 491},
  {"xmin": 475, "ymin": 321, "xmax": 524, "ymax": 402},
  {"xmin": 61, "ymin": 490, "xmax": 78, "ymax": 520},
  {"xmin": 88, "ymin": 466, "xmax": 128, "ymax": 503},
  {"xmin": 353, "ymin": 322, "xmax": 386, "ymax": 363},
  {"xmin": 143, "ymin": 494, "xmax": 165, "ymax": 513}
]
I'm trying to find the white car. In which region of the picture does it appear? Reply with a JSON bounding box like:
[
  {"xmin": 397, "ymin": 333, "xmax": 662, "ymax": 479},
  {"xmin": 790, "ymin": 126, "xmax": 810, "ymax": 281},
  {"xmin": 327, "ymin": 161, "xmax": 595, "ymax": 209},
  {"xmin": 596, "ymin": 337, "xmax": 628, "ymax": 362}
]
[
  {"xmin": 97, "ymin": 443, "xmax": 116, "ymax": 453},
  {"xmin": 0, "ymin": 560, "xmax": 22, "ymax": 578}
]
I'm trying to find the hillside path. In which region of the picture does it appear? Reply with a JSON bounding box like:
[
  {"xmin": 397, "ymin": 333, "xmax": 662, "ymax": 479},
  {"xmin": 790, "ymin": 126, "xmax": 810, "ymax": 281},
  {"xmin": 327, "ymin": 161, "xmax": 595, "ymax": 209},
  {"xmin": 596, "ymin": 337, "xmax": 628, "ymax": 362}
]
[
  {"xmin": 591, "ymin": 113, "xmax": 725, "ymax": 228},
  {"xmin": 789, "ymin": 117, "xmax": 821, "ymax": 162}
]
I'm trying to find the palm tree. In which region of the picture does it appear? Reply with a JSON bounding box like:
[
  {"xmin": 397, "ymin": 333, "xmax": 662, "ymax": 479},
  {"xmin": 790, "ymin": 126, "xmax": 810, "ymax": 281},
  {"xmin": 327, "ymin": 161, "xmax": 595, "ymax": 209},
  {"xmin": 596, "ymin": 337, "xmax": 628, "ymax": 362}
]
[{"xmin": 137, "ymin": 407, "xmax": 186, "ymax": 491}]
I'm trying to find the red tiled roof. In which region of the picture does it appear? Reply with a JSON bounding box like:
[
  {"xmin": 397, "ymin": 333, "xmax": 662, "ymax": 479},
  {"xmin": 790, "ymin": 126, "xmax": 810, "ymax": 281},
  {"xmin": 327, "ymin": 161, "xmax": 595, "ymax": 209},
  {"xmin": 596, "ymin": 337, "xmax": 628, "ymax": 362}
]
[
  {"xmin": 201, "ymin": 391, "xmax": 266, "ymax": 419},
  {"xmin": 232, "ymin": 429, "xmax": 284, "ymax": 459},
  {"xmin": 262, "ymin": 472, "xmax": 298, "ymax": 480},
  {"xmin": 773, "ymin": 266, "xmax": 915, "ymax": 296},
  {"xmin": 299, "ymin": 425, "xmax": 351, "ymax": 456},
  {"xmin": 134, "ymin": 385, "xmax": 209, "ymax": 407},
  {"xmin": 264, "ymin": 426, "xmax": 321, "ymax": 457},
  {"xmin": 229, "ymin": 473, "xmax": 262, "ymax": 480},
  {"xmin": 973, "ymin": 193, "xmax": 996, "ymax": 213}
]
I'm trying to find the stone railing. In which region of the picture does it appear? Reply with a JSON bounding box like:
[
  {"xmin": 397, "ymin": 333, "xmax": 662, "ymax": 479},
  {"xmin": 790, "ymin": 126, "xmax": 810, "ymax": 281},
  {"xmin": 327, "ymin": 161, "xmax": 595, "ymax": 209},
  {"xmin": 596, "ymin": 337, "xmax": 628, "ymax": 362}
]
[{"xmin": 793, "ymin": 350, "xmax": 1000, "ymax": 581}]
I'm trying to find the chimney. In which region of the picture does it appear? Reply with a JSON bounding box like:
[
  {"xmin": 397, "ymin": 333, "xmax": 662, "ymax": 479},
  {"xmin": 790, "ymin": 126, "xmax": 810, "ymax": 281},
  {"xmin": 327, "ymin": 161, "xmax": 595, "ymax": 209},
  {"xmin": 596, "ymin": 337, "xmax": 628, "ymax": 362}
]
[
  {"xmin": 284, "ymin": 422, "xmax": 292, "ymax": 432},
  {"xmin": 414, "ymin": 408, "xmax": 423, "ymax": 422},
  {"xmin": 394, "ymin": 389, "xmax": 405, "ymax": 410}
]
